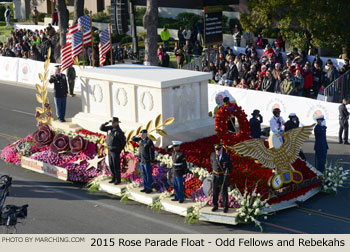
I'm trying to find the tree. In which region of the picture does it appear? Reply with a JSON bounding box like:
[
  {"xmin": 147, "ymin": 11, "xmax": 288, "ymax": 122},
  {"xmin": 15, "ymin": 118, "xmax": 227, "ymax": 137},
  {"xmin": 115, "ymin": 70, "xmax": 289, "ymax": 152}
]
[
  {"xmin": 74, "ymin": 0, "xmax": 85, "ymax": 24},
  {"xmin": 56, "ymin": 0, "xmax": 69, "ymax": 47},
  {"xmin": 240, "ymin": 0, "xmax": 350, "ymax": 58},
  {"xmin": 143, "ymin": 0, "xmax": 158, "ymax": 66}
]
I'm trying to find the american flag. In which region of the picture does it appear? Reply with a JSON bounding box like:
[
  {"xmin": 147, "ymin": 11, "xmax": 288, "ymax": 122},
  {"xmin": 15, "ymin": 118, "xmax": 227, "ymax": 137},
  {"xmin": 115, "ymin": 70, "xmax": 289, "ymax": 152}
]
[
  {"xmin": 71, "ymin": 27, "xmax": 83, "ymax": 58},
  {"xmin": 66, "ymin": 24, "xmax": 79, "ymax": 44},
  {"xmin": 99, "ymin": 28, "xmax": 111, "ymax": 66},
  {"xmin": 78, "ymin": 14, "xmax": 92, "ymax": 44},
  {"xmin": 61, "ymin": 43, "xmax": 73, "ymax": 72}
]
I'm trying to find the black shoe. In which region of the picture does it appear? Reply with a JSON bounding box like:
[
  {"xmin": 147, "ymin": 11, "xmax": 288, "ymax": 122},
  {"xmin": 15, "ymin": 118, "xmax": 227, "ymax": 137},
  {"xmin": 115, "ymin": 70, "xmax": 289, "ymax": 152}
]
[
  {"xmin": 223, "ymin": 208, "xmax": 228, "ymax": 213},
  {"xmin": 114, "ymin": 181, "xmax": 121, "ymax": 185},
  {"xmin": 179, "ymin": 200, "xmax": 184, "ymax": 203},
  {"xmin": 70, "ymin": 94, "xmax": 76, "ymax": 97},
  {"xmin": 109, "ymin": 179, "xmax": 115, "ymax": 183},
  {"xmin": 140, "ymin": 189, "xmax": 147, "ymax": 192},
  {"xmin": 344, "ymin": 142, "xmax": 350, "ymax": 145},
  {"xmin": 211, "ymin": 206, "xmax": 218, "ymax": 212},
  {"xmin": 145, "ymin": 189, "xmax": 152, "ymax": 194},
  {"xmin": 339, "ymin": 141, "xmax": 343, "ymax": 144},
  {"xmin": 171, "ymin": 198, "xmax": 179, "ymax": 201},
  {"xmin": 60, "ymin": 119, "xmax": 66, "ymax": 122}
]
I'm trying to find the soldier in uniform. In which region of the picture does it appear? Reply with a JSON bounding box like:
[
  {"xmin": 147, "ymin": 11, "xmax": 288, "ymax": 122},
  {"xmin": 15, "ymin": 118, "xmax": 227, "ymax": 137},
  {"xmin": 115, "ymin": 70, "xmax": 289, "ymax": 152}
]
[
  {"xmin": 49, "ymin": 65, "xmax": 68, "ymax": 122},
  {"xmin": 132, "ymin": 130, "xmax": 155, "ymax": 194},
  {"xmin": 66, "ymin": 66, "xmax": 76, "ymax": 97},
  {"xmin": 314, "ymin": 115, "xmax": 328, "ymax": 173},
  {"xmin": 100, "ymin": 117, "xmax": 126, "ymax": 185},
  {"xmin": 168, "ymin": 141, "xmax": 187, "ymax": 203},
  {"xmin": 210, "ymin": 144, "xmax": 233, "ymax": 213}
]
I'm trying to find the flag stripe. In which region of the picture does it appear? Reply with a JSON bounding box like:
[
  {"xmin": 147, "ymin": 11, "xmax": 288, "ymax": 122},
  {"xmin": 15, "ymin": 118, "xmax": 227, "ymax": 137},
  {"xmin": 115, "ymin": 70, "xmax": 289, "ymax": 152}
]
[
  {"xmin": 61, "ymin": 43, "xmax": 73, "ymax": 72},
  {"xmin": 99, "ymin": 28, "xmax": 111, "ymax": 67}
]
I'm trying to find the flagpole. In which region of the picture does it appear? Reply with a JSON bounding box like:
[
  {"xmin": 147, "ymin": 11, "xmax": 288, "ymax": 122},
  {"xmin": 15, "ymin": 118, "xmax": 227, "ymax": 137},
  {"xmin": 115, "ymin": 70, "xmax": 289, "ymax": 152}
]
[
  {"xmin": 81, "ymin": 26, "xmax": 85, "ymax": 69},
  {"xmin": 109, "ymin": 23, "xmax": 113, "ymax": 65},
  {"xmin": 90, "ymin": 11, "xmax": 95, "ymax": 68}
]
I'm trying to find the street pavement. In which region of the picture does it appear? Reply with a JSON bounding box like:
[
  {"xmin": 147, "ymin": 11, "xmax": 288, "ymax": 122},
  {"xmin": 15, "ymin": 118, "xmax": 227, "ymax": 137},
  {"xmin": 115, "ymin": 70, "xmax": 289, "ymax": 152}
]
[{"xmin": 0, "ymin": 82, "xmax": 349, "ymax": 234}]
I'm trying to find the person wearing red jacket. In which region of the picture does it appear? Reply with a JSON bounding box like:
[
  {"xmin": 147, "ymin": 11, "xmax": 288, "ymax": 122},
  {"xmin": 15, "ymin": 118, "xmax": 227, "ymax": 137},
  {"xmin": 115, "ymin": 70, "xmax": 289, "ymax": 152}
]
[{"xmin": 303, "ymin": 63, "xmax": 313, "ymax": 98}]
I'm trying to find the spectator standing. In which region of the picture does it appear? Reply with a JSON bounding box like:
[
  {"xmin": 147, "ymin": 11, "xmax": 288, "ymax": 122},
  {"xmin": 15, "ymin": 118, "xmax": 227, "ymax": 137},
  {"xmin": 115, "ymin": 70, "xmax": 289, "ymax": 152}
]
[
  {"xmin": 324, "ymin": 60, "xmax": 338, "ymax": 86},
  {"xmin": 32, "ymin": 7, "xmax": 39, "ymax": 25},
  {"xmin": 157, "ymin": 44, "xmax": 164, "ymax": 64},
  {"xmin": 215, "ymin": 67, "xmax": 228, "ymax": 86},
  {"xmin": 261, "ymin": 71, "xmax": 275, "ymax": 92},
  {"xmin": 177, "ymin": 26, "xmax": 185, "ymax": 48},
  {"xmin": 4, "ymin": 6, "xmax": 10, "ymax": 27},
  {"xmin": 256, "ymin": 33, "xmax": 263, "ymax": 49},
  {"xmin": 196, "ymin": 18, "xmax": 204, "ymax": 45},
  {"xmin": 312, "ymin": 62, "xmax": 323, "ymax": 97},
  {"xmin": 232, "ymin": 24, "xmax": 241, "ymax": 47},
  {"xmin": 52, "ymin": 9, "xmax": 58, "ymax": 26},
  {"xmin": 226, "ymin": 56, "xmax": 239, "ymax": 83},
  {"xmin": 293, "ymin": 70, "xmax": 304, "ymax": 96},
  {"xmin": 339, "ymin": 58, "xmax": 350, "ymax": 75},
  {"xmin": 192, "ymin": 41, "xmax": 203, "ymax": 56},
  {"xmin": 303, "ymin": 63, "xmax": 313, "ymax": 97},
  {"xmin": 243, "ymin": 30, "xmax": 254, "ymax": 46},
  {"xmin": 275, "ymin": 33, "xmax": 284, "ymax": 51},
  {"xmin": 339, "ymin": 98, "xmax": 349, "ymax": 144},
  {"xmin": 281, "ymin": 73, "xmax": 294, "ymax": 95},
  {"xmin": 183, "ymin": 40, "xmax": 193, "ymax": 64},
  {"xmin": 182, "ymin": 26, "xmax": 192, "ymax": 43},
  {"xmin": 314, "ymin": 115, "xmax": 328, "ymax": 173},
  {"xmin": 160, "ymin": 25, "xmax": 170, "ymax": 52},
  {"xmin": 66, "ymin": 66, "xmax": 76, "ymax": 97},
  {"xmin": 175, "ymin": 49, "xmax": 185, "ymax": 69},
  {"xmin": 250, "ymin": 110, "xmax": 263, "ymax": 138},
  {"xmin": 313, "ymin": 54, "xmax": 323, "ymax": 69},
  {"xmin": 161, "ymin": 49, "xmax": 170, "ymax": 67},
  {"xmin": 272, "ymin": 63, "xmax": 283, "ymax": 93}
]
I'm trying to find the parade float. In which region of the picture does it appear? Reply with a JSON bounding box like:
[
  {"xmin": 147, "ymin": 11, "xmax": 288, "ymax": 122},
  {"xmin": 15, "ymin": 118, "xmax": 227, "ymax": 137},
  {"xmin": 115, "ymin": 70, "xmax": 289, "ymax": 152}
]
[{"xmin": 1, "ymin": 49, "xmax": 349, "ymax": 231}]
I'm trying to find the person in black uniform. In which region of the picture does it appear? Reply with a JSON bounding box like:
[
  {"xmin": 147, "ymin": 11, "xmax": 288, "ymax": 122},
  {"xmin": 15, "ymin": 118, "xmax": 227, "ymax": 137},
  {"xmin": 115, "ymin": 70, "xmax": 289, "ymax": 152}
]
[
  {"xmin": 132, "ymin": 130, "xmax": 155, "ymax": 194},
  {"xmin": 314, "ymin": 115, "xmax": 328, "ymax": 173},
  {"xmin": 168, "ymin": 141, "xmax": 187, "ymax": 203},
  {"xmin": 49, "ymin": 65, "xmax": 68, "ymax": 122},
  {"xmin": 285, "ymin": 113, "xmax": 306, "ymax": 160},
  {"xmin": 210, "ymin": 144, "xmax": 233, "ymax": 213},
  {"xmin": 339, "ymin": 98, "xmax": 349, "ymax": 144},
  {"xmin": 250, "ymin": 109, "xmax": 263, "ymax": 138},
  {"xmin": 100, "ymin": 117, "xmax": 126, "ymax": 185}
]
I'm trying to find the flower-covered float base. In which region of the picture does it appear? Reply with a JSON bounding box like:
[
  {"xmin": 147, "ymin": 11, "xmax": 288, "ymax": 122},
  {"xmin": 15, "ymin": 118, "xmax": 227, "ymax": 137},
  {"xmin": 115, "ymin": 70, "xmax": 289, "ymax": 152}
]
[{"xmin": 1, "ymin": 122, "xmax": 323, "ymax": 228}]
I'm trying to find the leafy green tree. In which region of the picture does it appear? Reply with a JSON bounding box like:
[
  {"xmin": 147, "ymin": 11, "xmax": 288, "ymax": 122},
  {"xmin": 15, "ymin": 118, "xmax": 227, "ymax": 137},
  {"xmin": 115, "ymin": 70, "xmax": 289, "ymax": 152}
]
[{"xmin": 240, "ymin": 0, "xmax": 350, "ymax": 58}]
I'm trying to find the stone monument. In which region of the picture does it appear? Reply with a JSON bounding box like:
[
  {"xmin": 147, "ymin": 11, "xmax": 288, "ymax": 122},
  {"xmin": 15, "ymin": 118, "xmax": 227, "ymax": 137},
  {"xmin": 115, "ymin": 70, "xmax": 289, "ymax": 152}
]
[{"xmin": 72, "ymin": 64, "xmax": 214, "ymax": 147}]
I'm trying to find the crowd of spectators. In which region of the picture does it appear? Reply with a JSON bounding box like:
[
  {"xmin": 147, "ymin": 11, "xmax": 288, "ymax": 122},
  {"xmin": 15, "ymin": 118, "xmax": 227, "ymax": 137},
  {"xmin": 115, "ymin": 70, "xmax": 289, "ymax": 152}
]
[
  {"xmin": 203, "ymin": 43, "xmax": 350, "ymax": 99},
  {"xmin": 0, "ymin": 24, "xmax": 57, "ymax": 62}
]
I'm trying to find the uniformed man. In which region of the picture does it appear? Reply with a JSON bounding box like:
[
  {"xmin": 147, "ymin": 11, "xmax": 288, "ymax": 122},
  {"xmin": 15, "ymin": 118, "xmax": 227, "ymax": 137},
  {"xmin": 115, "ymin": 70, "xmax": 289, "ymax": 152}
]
[
  {"xmin": 49, "ymin": 65, "xmax": 68, "ymax": 122},
  {"xmin": 132, "ymin": 130, "xmax": 155, "ymax": 194},
  {"xmin": 168, "ymin": 141, "xmax": 187, "ymax": 203},
  {"xmin": 339, "ymin": 98, "xmax": 349, "ymax": 145},
  {"xmin": 100, "ymin": 117, "xmax": 126, "ymax": 185},
  {"xmin": 314, "ymin": 115, "xmax": 328, "ymax": 173},
  {"xmin": 285, "ymin": 113, "xmax": 306, "ymax": 160},
  {"xmin": 210, "ymin": 144, "xmax": 233, "ymax": 213},
  {"xmin": 269, "ymin": 108, "xmax": 285, "ymax": 148},
  {"xmin": 66, "ymin": 66, "xmax": 76, "ymax": 97},
  {"xmin": 223, "ymin": 97, "xmax": 236, "ymax": 133}
]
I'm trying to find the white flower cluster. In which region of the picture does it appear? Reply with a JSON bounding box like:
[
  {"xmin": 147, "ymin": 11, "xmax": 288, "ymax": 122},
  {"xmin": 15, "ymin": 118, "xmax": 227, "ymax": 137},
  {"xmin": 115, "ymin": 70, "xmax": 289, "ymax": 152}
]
[
  {"xmin": 159, "ymin": 191, "xmax": 172, "ymax": 201},
  {"xmin": 322, "ymin": 162, "xmax": 350, "ymax": 193},
  {"xmin": 126, "ymin": 181, "xmax": 140, "ymax": 191},
  {"xmin": 305, "ymin": 160, "xmax": 323, "ymax": 177},
  {"xmin": 229, "ymin": 186, "xmax": 270, "ymax": 231},
  {"xmin": 188, "ymin": 163, "xmax": 211, "ymax": 180},
  {"xmin": 155, "ymin": 151, "xmax": 173, "ymax": 169},
  {"xmin": 185, "ymin": 200, "xmax": 207, "ymax": 224}
]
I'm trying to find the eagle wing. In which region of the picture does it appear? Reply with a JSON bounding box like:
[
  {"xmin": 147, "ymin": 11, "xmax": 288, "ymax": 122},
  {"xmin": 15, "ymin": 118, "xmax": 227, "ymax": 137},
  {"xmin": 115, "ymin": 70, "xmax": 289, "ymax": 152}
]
[
  {"xmin": 226, "ymin": 139, "xmax": 275, "ymax": 169},
  {"xmin": 282, "ymin": 124, "xmax": 315, "ymax": 164}
]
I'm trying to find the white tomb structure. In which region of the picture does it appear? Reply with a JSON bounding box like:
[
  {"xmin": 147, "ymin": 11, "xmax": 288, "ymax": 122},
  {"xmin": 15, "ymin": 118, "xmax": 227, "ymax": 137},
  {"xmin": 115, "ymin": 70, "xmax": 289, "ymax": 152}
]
[{"xmin": 72, "ymin": 64, "xmax": 214, "ymax": 147}]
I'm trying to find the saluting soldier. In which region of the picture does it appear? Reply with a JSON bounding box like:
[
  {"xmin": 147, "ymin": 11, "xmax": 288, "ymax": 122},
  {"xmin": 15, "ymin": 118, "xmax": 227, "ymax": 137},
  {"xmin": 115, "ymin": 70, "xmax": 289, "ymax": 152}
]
[
  {"xmin": 49, "ymin": 65, "xmax": 68, "ymax": 122},
  {"xmin": 210, "ymin": 144, "xmax": 233, "ymax": 213},
  {"xmin": 132, "ymin": 130, "xmax": 155, "ymax": 194},
  {"xmin": 168, "ymin": 141, "xmax": 187, "ymax": 203},
  {"xmin": 100, "ymin": 117, "xmax": 126, "ymax": 185}
]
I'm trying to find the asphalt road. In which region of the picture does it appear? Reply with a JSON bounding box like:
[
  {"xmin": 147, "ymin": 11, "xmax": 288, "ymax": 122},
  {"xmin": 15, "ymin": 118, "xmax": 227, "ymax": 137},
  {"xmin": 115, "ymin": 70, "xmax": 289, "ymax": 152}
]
[{"xmin": 0, "ymin": 82, "xmax": 349, "ymax": 234}]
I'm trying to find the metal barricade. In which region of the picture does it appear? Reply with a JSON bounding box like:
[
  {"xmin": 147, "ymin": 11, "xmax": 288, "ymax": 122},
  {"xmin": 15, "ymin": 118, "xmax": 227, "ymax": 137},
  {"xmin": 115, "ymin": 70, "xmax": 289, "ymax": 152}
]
[{"xmin": 324, "ymin": 70, "xmax": 350, "ymax": 103}]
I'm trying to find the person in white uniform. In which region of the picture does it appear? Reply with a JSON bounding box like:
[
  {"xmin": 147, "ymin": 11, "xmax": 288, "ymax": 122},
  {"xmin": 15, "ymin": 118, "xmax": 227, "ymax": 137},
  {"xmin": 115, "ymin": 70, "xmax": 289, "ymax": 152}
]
[{"xmin": 269, "ymin": 108, "xmax": 285, "ymax": 148}]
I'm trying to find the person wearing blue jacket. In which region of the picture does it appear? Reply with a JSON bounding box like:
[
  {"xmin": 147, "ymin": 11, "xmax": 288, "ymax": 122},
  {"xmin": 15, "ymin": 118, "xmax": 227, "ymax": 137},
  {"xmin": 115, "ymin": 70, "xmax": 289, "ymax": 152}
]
[
  {"xmin": 314, "ymin": 115, "xmax": 328, "ymax": 173},
  {"xmin": 250, "ymin": 109, "xmax": 263, "ymax": 138}
]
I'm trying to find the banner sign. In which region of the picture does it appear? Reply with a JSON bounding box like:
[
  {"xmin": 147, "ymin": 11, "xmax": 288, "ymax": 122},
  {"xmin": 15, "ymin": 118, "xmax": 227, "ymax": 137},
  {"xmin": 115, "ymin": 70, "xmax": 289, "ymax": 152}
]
[{"xmin": 204, "ymin": 7, "xmax": 223, "ymax": 45}]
